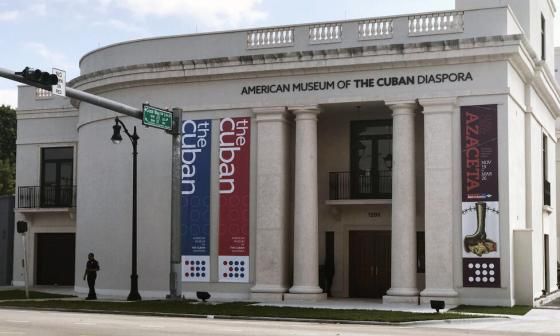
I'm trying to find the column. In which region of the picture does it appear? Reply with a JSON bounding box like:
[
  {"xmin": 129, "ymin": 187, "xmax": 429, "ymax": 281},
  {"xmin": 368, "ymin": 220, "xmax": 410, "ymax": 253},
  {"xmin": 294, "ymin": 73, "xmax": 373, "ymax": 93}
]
[
  {"xmin": 383, "ymin": 101, "xmax": 419, "ymax": 304},
  {"xmin": 419, "ymin": 97, "xmax": 458, "ymax": 304},
  {"xmin": 285, "ymin": 106, "xmax": 326, "ymax": 301},
  {"xmin": 250, "ymin": 107, "xmax": 291, "ymax": 301}
]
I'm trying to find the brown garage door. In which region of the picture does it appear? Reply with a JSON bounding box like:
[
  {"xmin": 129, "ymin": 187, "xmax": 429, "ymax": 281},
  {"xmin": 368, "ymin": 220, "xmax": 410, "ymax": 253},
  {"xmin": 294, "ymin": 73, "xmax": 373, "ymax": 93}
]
[{"xmin": 36, "ymin": 233, "xmax": 75, "ymax": 286}]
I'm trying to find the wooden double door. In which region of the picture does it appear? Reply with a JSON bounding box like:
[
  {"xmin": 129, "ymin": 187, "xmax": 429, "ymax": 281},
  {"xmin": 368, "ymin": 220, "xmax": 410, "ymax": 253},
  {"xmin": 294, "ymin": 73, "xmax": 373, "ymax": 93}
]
[{"xmin": 349, "ymin": 230, "xmax": 391, "ymax": 298}]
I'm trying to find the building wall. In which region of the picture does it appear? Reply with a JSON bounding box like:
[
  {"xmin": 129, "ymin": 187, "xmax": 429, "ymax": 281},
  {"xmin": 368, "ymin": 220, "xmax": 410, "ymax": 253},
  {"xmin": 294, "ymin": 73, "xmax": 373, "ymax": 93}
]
[{"xmin": 12, "ymin": 86, "xmax": 78, "ymax": 286}]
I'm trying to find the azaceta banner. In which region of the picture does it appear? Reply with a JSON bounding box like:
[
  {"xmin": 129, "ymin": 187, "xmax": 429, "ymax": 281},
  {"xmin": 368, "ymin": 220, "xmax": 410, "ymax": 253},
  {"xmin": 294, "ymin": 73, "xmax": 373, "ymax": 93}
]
[
  {"xmin": 218, "ymin": 117, "xmax": 251, "ymax": 282},
  {"xmin": 460, "ymin": 105, "xmax": 500, "ymax": 288},
  {"xmin": 181, "ymin": 120, "xmax": 212, "ymax": 282}
]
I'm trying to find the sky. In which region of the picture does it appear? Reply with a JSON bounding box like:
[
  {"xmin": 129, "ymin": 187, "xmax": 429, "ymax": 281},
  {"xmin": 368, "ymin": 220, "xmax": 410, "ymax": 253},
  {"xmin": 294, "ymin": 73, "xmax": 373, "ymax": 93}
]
[{"xmin": 0, "ymin": 0, "xmax": 556, "ymax": 108}]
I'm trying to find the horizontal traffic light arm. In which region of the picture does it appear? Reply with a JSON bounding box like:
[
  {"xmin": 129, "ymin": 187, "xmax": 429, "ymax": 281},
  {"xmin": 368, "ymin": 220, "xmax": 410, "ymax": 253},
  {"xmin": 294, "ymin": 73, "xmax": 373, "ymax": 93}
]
[{"xmin": 0, "ymin": 66, "xmax": 142, "ymax": 119}]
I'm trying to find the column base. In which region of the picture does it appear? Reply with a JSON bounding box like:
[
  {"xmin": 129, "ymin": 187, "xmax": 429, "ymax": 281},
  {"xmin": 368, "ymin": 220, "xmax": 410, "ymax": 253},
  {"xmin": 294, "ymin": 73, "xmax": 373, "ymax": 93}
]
[
  {"xmin": 383, "ymin": 295, "xmax": 420, "ymax": 304},
  {"xmin": 289, "ymin": 285, "xmax": 323, "ymax": 294},
  {"xmin": 250, "ymin": 284, "xmax": 287, "ymax": 302},
  {"xmin": 284, "ymin": 292, "xmax": 327, "ymax": 302},
  {"xmin": 386, "ymin": 287, "xmax": 419, "ymax": 297}
]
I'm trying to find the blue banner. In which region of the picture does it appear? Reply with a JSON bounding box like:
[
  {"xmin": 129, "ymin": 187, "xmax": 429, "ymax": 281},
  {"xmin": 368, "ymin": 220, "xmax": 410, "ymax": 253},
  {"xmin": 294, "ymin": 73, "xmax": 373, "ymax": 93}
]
[{"xmin": 181, "ymin": 119, "xmax": 211, "ymax": 282}]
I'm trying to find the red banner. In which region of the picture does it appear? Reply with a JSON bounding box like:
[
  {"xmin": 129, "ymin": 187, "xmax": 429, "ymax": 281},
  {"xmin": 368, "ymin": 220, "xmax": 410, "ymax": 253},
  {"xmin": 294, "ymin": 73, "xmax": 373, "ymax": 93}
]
[{"xmin": 218, "ymin": 117, "xmax": 250, "ymax": 282}]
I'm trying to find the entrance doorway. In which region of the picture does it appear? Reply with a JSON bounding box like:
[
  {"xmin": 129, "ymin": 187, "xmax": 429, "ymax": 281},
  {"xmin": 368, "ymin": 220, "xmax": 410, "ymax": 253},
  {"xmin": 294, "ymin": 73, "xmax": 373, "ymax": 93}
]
[
  {"xmin": 349, "ymin": 230, "xmax": 391, "ymax": 298},
  {"xmin": 36, "ymin": 233, "xmax": 75, "ymax": 286}
]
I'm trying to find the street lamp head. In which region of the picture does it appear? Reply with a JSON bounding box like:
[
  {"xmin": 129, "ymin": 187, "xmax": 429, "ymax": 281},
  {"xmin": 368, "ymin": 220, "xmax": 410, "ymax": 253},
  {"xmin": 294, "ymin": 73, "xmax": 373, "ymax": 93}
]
[{"xmin": 111, "ymin": 123, "xmax": 123, "ymax": 144}]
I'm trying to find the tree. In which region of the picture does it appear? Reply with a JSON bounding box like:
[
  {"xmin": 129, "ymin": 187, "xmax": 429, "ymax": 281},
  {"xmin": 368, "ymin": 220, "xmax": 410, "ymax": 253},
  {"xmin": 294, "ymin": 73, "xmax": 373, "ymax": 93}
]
[{"xmin": 0, "ymin": 104, "xmax": 16, "ymax": 195}]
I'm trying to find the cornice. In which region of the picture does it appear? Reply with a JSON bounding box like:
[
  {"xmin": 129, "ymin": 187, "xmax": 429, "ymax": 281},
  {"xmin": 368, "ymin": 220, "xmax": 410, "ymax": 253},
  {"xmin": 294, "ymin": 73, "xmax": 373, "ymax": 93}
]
[{"xmin": 70, "ymin": 35, "xmax": 525, "ymax": 94}]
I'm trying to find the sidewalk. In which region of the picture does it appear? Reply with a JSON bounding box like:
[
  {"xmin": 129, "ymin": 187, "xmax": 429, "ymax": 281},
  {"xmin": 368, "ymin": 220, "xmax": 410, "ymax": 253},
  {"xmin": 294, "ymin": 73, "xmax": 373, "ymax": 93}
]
[{"xmin": 10, "ymin": 285, "xmax": 560, "ymax": 333}]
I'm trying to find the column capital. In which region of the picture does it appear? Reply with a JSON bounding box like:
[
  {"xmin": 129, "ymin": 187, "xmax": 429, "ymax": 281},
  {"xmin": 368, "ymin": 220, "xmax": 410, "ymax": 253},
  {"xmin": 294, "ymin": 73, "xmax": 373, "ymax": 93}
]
[
  {"xmin": 252, "ymin": 106, "xmax": 290, "ymax": 123},
  {"xmin": 386, "ymin": 101, "xmax": 418, "ymax": 117},
  {"xmin": 290, "ymin": 106, "xmax": 321, "ymax": 121},
  {"xmin": 419, "ymin": 97, "xmax": 457, "ymax": 115}
]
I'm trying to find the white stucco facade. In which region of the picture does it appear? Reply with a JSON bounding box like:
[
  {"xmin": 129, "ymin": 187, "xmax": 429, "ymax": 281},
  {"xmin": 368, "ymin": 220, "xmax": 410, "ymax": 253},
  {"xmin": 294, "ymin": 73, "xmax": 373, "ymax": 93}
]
[{"xmin": 12, "ymin": 0, "xmax": 560, "ymax": 307}]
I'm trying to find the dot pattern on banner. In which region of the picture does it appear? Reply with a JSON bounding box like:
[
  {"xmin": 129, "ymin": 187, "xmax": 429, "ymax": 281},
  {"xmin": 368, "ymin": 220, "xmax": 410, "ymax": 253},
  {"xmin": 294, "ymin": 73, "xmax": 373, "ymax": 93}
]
[
  {"xmin": 222, "ymin": 260, "xmax": 246, "ymax": 279},
  {"xmin": 465, "ymin": 261, "xmax": 497, "ymax": 285},
  {"xmin": 183, "ymin": 259, "xmax": 207, "ymax": 278}
]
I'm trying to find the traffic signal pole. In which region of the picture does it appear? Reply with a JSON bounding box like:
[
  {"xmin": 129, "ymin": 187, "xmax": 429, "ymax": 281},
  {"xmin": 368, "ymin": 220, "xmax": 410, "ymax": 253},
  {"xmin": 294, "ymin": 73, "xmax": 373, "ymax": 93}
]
[
  {"xmin": 0, "ymin": 66, "xmax": 182, "ymax": 300},
  {"xmin": 0, "ymin": 67, "xmax": 142, "ymax": 119}
]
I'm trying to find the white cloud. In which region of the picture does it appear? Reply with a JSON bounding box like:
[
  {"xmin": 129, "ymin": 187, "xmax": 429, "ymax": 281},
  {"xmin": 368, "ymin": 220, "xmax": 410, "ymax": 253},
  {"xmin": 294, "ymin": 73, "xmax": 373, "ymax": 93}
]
[
  {"xmin": 30, "ymin": 2, "xmax": 47, "ymax": 16},
  {"xmin": 22, "ymin": 42, "xmax": 79, "ymax": 77},
  {"xmin": 0, "ymin": 10, "xmax": 19, "ymax": 21},
  {"xmin": 92, "ymin": 19, "xmax": 144, "ymax": 33},
  {"xmin": 0, "ymin": 88, "xmax": 18, "ymax": 108},
  {"xmin": 96, "ymin": 0, "xmax": 267, "ymax": 29}
]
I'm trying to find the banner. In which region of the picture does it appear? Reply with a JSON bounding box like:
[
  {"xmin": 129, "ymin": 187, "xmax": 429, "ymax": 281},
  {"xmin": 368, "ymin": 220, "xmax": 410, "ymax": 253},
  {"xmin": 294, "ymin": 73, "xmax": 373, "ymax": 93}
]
[
  {"xmin": 460, "ymin": 105, "xmax": 500, "ymax": 288},
  {"xmin": 218, "ymin": 117, "xmax": 251, "ymax": 282},
  {"xmin": 181, "ymin": 120, "xmax": 212, "ymax": 282}
]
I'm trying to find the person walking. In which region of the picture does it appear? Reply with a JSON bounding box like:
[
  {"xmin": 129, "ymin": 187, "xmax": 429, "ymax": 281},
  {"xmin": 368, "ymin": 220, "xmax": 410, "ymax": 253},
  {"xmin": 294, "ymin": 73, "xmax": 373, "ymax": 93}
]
[{"xmin": 83, "ymin": 253, "xmax": 100, "ymax": 300}]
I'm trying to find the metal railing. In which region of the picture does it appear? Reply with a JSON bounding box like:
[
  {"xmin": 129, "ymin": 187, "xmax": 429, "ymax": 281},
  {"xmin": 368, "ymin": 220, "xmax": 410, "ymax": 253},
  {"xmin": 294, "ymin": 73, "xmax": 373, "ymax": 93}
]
[
  {"xmin": 18, "ymin": 185, "xmax": 77, "ymax": 208},
  {"xmin": 329, "ymin": 171, "xmax": 392, "ymax": 200}
]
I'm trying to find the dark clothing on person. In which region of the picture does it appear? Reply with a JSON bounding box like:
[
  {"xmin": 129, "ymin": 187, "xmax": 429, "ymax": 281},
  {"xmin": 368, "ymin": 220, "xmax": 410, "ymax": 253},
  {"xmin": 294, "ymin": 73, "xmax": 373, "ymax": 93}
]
[{"xmin": 84, "ymin": 258, "xmax": 99, "ymax": 300}]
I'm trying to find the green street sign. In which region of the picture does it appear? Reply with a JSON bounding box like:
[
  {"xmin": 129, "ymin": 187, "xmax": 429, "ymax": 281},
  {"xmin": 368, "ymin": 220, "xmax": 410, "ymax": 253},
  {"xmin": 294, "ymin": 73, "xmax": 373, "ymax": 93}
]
[{"xmin": 142, "ymin": 104, "xmax": 173, "ymax": 131}]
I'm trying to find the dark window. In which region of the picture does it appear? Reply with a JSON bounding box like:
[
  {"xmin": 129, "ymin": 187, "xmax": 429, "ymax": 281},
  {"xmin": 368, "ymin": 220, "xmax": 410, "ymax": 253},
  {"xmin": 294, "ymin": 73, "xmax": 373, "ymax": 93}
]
[
  {"xmin": 349, "ymin": 120, "xmax": 392, "ymax": 199},
  {"xmin": 543, "ymin": 135, "xmax": 551, "ymax": 206},
  {"xmin": 541, "ymin": 14, "xmax": 546, "ymax": 61},
  {"xmin": 41, "ymin": 147, "xmax": 74, "ymax": 207},
  {"xmin": 417, "ymin": 232, "xmax": 425, "ymax": 273}
]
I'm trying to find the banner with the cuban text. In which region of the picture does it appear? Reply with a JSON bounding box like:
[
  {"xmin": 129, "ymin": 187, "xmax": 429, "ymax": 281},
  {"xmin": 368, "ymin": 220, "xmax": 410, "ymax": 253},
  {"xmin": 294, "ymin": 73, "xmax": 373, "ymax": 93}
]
[
  {"xmin": 218, "ymin": 117, "xmax": 251, "ymax": 282},
  {"xmin": 181, "ymin": 119, "xmax": 212, "ymax": 282},
  {"xmin": 460, "ymin": 105, "xmax": 500, "ymax": 288}
]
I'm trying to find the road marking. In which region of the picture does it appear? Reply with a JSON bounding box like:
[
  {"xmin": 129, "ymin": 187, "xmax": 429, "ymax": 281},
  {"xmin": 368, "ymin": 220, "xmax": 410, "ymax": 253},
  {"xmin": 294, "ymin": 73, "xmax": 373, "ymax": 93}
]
[{"xmin": 140, "ymin": 325, "xmax": 163, "ymax": 329}]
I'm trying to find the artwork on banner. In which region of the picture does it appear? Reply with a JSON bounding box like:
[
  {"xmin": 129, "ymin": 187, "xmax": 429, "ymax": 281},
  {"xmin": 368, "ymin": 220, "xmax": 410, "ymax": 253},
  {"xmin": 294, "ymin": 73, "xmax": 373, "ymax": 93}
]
[
  {"xmin": 460, "ymin": 105, "xmax": 500, "ymax": 288},
  {"xmin": 181, "ymin": 120, "xmax": 212, "ymax": 282},
  {"xmin": 218, "ymin": 117, "xmax": 251, "ymax": 283}
]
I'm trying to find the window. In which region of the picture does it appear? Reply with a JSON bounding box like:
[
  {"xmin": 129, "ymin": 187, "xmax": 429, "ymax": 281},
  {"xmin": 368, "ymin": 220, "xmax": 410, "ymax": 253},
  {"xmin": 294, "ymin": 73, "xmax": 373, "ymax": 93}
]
[
  {"xmin": 41, "ymin": 147, "xmax": 74, "ymax": 207},
  {"xmin": 543, "ymin": 134, "xmax": 551, "ymax": 206},
  {"xmin": 349, "ymin": 120, "xmax": 392, "ymax": 199},
  {"xmin": 541, "ymin": 14, "xmax": 546, "ymax": 61},
  {"xmin": 417, "ymin": 232, "xmax": 425, "ymax": 273}
]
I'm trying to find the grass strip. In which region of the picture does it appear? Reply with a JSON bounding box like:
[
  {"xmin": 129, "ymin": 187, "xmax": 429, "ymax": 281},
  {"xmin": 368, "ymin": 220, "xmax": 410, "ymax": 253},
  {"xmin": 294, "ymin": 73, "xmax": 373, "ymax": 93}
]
[
  {"xmin": 0, "ymin": 300, "xmax": 486, "ymax": 323},
  {"xmin": 451, "ymin": 305, "xmax": 531, "ymax": 316},
  {"xmin": 0, "ymin": 290, "xmax": 75, "ymax": 300}
]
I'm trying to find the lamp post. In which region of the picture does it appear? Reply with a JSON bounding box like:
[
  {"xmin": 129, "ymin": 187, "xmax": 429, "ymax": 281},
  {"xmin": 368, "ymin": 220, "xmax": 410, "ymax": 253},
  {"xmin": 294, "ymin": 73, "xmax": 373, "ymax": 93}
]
[{"xmin": 111, "ymin": 117, "xmax": 142, "ymax": 301}]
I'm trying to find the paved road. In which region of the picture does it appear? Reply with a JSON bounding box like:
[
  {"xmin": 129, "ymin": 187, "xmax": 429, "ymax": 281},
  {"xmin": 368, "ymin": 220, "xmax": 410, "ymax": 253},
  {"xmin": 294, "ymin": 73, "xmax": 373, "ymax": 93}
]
[{"xmin": 1, "ymin": 308, "xmax": 558, "ymax": 336}]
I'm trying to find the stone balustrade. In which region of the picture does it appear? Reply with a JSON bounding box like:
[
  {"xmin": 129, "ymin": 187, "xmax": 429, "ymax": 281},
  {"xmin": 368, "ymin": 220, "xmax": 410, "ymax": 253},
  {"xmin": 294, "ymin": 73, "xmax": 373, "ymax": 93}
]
[
  {"xmin": 247, "ymin": 11, "xmax": 464, "ymax": 49},
  {"xmin": 358, "ymin": 18, "xmax": 393, "ymax": 40},
  {"xmin": 247, "ymin": 27, "xmax": 295, "ymax": 49},
  {"xmin": 408, "ymin": 12, "xmax": 464, "ymax": 36},
  {"xmin": 78, "ymin": 7, "xmax": 516, "ymax": 75},
  {"xmin": 308, "ymin": 23, "xmax": 343, "ymax": 44}
]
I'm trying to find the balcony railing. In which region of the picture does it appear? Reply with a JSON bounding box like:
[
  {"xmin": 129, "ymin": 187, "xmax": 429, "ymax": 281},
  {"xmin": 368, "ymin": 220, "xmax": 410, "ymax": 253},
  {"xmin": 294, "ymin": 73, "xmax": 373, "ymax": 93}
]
[
  {"xmin": 544, "ymin": 179, "xmax": 551, "ymax": 207},
  {"xmin": 18, "ymin": 186, "xmax": 77, "ymax": 208},
  {"xmin": 329, "ymin": 171, "xmax": 392, "ymax": 200}
]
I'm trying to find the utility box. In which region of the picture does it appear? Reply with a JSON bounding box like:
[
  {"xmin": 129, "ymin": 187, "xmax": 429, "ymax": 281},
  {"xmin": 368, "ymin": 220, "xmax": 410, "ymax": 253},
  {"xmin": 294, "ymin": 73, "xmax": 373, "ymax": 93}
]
[{"xmin": 0, "ymin": 196, "xmax": 14, "ymax": 286}]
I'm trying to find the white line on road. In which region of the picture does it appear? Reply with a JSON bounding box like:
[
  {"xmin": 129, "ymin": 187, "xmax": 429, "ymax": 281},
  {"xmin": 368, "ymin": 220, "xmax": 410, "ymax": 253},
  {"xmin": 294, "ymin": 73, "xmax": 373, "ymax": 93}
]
[{"xmin": 139, "ymin": 325, "xmax": 163, "ymax": 329}]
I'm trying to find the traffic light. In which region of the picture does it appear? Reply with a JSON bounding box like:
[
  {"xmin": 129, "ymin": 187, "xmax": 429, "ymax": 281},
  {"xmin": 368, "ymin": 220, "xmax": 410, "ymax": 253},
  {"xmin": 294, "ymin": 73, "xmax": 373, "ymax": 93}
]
[{"xmin": 18, "ymin": 67, "xmax": 59, "ymax": 86}]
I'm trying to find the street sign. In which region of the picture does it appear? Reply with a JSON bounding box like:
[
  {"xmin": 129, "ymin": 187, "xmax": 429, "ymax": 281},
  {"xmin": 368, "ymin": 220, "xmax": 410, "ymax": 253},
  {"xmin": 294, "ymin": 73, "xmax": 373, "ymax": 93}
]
[
  {"xmin": 52, "ymin": 68, "xmax": 66, "ymax": 97},
  {"xmin": 142, "ymin": 104, "xmax": 173, "ymax": 131}
]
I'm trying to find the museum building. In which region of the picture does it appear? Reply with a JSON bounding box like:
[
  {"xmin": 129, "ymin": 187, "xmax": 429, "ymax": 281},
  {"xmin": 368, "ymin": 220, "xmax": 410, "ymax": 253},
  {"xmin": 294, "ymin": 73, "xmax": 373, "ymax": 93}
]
[{"xmin": 12, "ymin": 0, "xmax": 560, "ymax": 306}]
